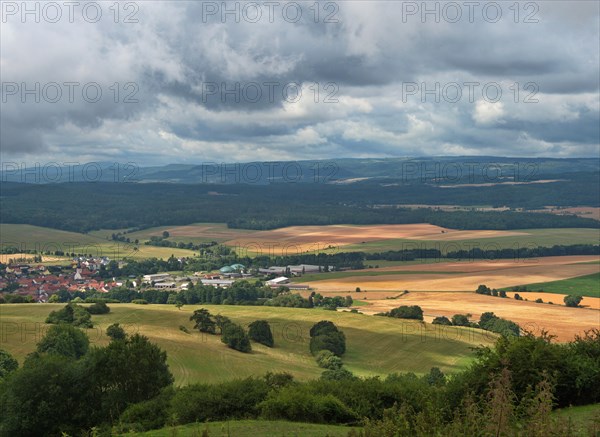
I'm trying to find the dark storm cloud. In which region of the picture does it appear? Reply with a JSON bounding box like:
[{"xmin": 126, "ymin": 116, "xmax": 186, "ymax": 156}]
[{"xmin": 0, "ymin": 0, "xmax": 598, "ymax": 163}]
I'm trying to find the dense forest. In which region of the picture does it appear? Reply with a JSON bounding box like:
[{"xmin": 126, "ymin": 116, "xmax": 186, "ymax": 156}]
[{"xmin": 1, "ymin": 172, "xmax": 599, "ymax": 232}]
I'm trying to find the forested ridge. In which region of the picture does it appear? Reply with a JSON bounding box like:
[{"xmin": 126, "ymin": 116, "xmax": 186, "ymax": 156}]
[{"xmin": 1, "ymin": 173, "xmax": 598, "ymax": 232}]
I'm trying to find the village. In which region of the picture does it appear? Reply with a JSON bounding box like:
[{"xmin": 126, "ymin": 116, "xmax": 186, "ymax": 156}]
[{"xmin": 0, "ymin": 257, "xmax": 319, "ymax": 302}]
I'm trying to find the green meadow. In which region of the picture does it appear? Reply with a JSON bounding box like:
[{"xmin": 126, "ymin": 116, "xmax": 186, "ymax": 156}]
[{"xmin": 0, "ymin": 303, "xmax": 496, "ymax": 386}]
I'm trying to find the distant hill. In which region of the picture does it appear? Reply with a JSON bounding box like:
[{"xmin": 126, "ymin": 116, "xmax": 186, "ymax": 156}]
[{"xmin": 1, "ymin": 156, "xmax": 599, "ymax": 184}]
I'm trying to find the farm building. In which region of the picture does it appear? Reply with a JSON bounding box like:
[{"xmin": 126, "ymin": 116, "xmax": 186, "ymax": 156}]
[
  {"xmin": 143, "ymin": 273, "xmax": 171, "ymax": 283},
  {"xmin": 201, "ymin": 279, "xmax": 235, "ymax": 288},
  {"xmin": 266, "ymin": 276, "xmax": 290, "ymax": 286}
]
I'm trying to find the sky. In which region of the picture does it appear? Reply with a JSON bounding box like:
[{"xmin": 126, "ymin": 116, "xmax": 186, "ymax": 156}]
[{"xmin": 1, "ymin": 1, "xmax": 599, "ymax": 166}]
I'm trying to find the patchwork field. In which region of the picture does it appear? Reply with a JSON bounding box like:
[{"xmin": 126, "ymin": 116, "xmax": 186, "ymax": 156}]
[
  {"xmin": 302, "ymin": 256, "xmax": 600, "ymax": 292},
  {"xmin": 0, "ymin": 304, "xmax": 495, "ymax": 385},
  {"xmin": 347, "ymin": 291, "xmax": 599, "ymax": 342},
  {"xmin": 104, "ymin": 223, "xmax": 600, "ymax": 256},
  {"xmin": 3, "ymin": 223, "xmax": 598, "ymax": 259},
  {"xmin": 0, "ymin": 224, "xmax": 196, "ymax": 260}
]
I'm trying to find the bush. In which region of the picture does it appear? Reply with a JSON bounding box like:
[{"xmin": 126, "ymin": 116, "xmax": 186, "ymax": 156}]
[
  {"xmin": 387, "ymin": 305, "xmax": 424, "ymax": 320},
  {"xmin": 451, "ymin": 314, "xmax": 470, "ymax": 326},
  {"xmin": 0, "ymin": 349, "xmax": 19, "ymax": 379},
  {"xmin": 309, "ymin": 321, "xmax": 346, "ymax": 357},
  {"xmin": 248, "ymin": 320, "xmax": 274, "ymax": 347},
  {"xmin": 118, "ymin": 388, "xmax": 174, "ymax": 432},
  {"xmin": 36, "ymin": 324, "xmax": 90, "ymax": 359},
  {"xmin": 564, "ymin": 294, "xmax": 583, "ymax": 307},
  {"xmin": 310, "ymin": 331, "xmax": 346, "ymax": 357},
  {"xmin": 106, "ymin": 323, "xmax": 127, "ymax": 341},
  {"xmin": 315, "ymin": 350, "xmax": 343, "ymax": 370},
  {"xmin": 179, "ymin": 325, "xmax": 190, "ymax": 334},
  {"xmin": 131, "ymin": 299, "xmax": 148, "ymax": 305},
  {"xmin": 432, "ymin": 316, "xmax": 452, "ymax": 326},
  {"xmin": 170, "ymin": 378, "xmax": 269, "ymax": 424},
  {"xmin": 221, "ymin": 323, "xmax": 252, "ymax": 353},
  {"xmin": 479, "ymin": 312, "xmax": 520, "ymax": 336},
  {"xmin": 259, "ymin": 385, "xmax": 357, "ymax": 424},
  {"xmin": 320, "ymin": 368, "xmax": 356, "ymax": 381},
  {"xmin": 45, "ymin": 303, "xmax": 93, "ymax": 328},
  {"xmin": 309, "ymin": 320, "xmax": 339, "ymax": 337},
  {"xmin": 86, "ymin": 302, "xmax": 110, "ymax": 315}
]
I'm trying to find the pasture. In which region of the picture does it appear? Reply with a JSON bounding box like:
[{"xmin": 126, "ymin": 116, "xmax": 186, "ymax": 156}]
[
  {"xmin": 0, "ymin": 224, "xmax": 196, "ymax": 260},
  {"xmin": 0, "ymin": 303, "xmax": 495, "ymax": 385},
  {"xmin": 505, "ymin": 272, "xmax": 600, "ymax": 298}
]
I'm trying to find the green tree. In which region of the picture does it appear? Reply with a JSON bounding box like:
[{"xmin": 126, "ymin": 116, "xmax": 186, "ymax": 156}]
[
  {"xmin": 106, "ymin": 323, "xmax": 127, "ymax": 341},
  {"xmin": 248, "ymin": 320, "xmax": 274, "ymax": 347},
  {"xmin": 221, "ymin": 323, "xmax": 252, "ymax": 353},
  {"xmin": 426, "ymin": 367, "xmax": 446, "ymax": 386},
  {"xmin": 86, "ymin": 301, "xmax": 110, "ymax": 314},
  {"xmin": 388, "ymin": 305, "xmax": 424, "ymax": 320},
  {"xmin": 451, "ymin": 314, "xmax": 470, "ymax": 326},
  {"xmin": 190, "ymin": 308, "xmax": 216, "ymax": 334},
  {"xmin": 214, "ymin": 314, "xmax": 232, "ymax": 334},
  {"xmin": 45, "ymin": 303, "xmax": 93, "ymax": 328},
  {"xmin": 563, "ymin": 294, "xmax": 583, "ymax": 307},
  {"xmin": 0, "ymin": 349, "xmax": 18, "ymax": 379},
  {"xmin": 315, "ymin": 350, "xmax": 343, "ymax": 370},
  {"xmin": 84, "ymin": 334, "xmax": 174, "ymax": 420},
  {"xmin": 36, "ymin": 324, "xmax": 90, "ymax": 359},
  {"xmin": 0, "ymin": 355, "xmax": 97, "ymax": 436},
  {"xmin": 432, "ymin": 316, "xmax": 452, "ymax": 325}
]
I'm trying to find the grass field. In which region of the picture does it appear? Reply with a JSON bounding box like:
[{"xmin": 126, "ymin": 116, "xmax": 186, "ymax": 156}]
[
  {"xmin": 554, "ymin": 404, "xmax": 600, "ymax": 435},
  {"xmin": 123, "ymin": 420, "xmax": 358, "ymax": 437},
  {"xmin": 342, "ymin": 228, "xmax": 600, "ymax": 254},
  {"xmin": 0, "ymin": 303, "xmax": 495, "ymax": 385},
  {"xmin": 122, "ymin": 405, "xmax": 600, "ymax": 437},
  {"xmin": 505, "ymin": 272, "xmax": 600, "ymax": 298},
  {"xmin": 0, "ymin": 224, "xmax": 196, "ymax": 260}
]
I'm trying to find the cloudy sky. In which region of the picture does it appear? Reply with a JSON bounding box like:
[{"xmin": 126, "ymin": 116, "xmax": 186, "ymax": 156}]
[{"xmin": 1, "ymin": 1, "xmax": 599, "ymax": 165}]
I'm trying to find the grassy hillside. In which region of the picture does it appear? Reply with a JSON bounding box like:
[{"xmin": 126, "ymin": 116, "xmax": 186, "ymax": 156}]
[
  {"xmin": 123, "ymin": 420, "xmax": 357, "ymax": 437},
  {"xmin": 0, "ymin": 304, "xmax": 495, "ymax": 385},
  {"xmin": 505, "ymin": 272, "xmax": 600, "ymax": 298},
  {"xmin": 0, "ymin": 224, "xmax": 196, "ymax": 260}
]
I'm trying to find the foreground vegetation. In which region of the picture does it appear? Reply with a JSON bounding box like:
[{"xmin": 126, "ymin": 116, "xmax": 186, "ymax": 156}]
[
  {"xmin": 0, "ymin": 314, "xmax": 598, "ymax": 436},
  {"xmin": 123, "ymin": 420, "xmax": 357, "ymax": 436}
]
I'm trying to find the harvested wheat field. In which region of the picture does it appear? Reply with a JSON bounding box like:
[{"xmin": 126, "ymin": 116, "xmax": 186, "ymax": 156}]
[
  {"xmin": 353, "ymin": 291, "xmax": 599, "ymax": 342},
  {"xmin": 223, "ymin": 224, "xmax": 527, "ymax": 255},
  {"xmin": 304, "ymin": 256, "xmax": 600, "ymax": 292},
  {"xmin": 0, "ymin": 254, "xmax": 64, "ymax": 263}
]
